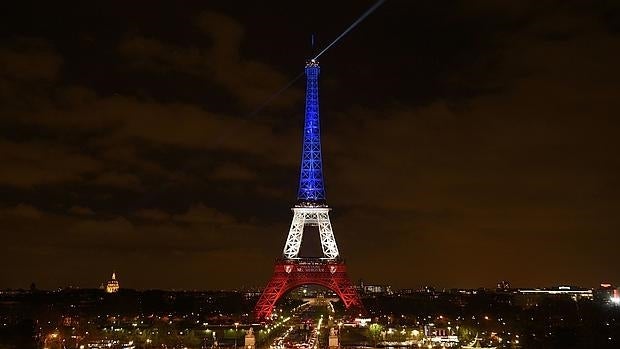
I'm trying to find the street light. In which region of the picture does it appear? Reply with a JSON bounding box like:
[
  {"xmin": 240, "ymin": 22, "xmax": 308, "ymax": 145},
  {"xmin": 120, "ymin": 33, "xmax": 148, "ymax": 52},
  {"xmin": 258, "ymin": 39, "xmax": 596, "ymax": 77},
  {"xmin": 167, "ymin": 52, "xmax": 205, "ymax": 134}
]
[{"xmin": 235, "ymin": 322, "xmax": 240, "ymax": 349}]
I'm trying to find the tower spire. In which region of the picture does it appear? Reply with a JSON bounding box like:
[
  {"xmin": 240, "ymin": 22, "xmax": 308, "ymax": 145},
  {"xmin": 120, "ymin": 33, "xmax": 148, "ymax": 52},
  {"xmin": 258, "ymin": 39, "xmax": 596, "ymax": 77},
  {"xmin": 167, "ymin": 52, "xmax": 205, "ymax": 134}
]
[{"xmin": 297, "ymin": 60, "xmax": 326, "ymax": 204}]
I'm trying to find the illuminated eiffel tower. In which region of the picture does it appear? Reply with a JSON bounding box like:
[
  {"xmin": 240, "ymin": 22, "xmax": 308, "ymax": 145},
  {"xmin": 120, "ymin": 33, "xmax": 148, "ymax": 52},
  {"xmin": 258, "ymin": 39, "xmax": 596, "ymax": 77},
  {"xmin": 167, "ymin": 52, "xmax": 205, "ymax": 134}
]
[{"xmin": 254, "ymin": 60, "xmax": 364, "ymax": 320}]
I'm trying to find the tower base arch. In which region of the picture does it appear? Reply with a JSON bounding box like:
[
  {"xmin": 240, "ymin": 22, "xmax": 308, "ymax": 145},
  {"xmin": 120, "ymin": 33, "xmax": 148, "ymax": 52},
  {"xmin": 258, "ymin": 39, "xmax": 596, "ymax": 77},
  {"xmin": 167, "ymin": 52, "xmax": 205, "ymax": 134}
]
[{"xmin": 254, "ymin": 259, "xmax": 365, "ymax": 320}]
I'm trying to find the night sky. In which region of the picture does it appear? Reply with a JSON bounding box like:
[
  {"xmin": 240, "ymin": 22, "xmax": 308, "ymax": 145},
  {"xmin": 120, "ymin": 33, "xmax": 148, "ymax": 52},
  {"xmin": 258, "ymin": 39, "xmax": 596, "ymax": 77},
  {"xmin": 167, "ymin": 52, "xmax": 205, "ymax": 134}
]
[{"xmin": 1, "ymin": 1, "xmax": 619, "ymax": 290}]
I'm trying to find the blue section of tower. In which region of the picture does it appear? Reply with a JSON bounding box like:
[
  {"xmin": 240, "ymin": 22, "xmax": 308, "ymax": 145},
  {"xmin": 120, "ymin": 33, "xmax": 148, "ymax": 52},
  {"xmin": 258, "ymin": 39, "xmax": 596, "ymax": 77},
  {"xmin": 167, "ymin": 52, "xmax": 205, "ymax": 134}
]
[{"xmin": 297, "ymin": 60, "xmax": 326, "ymax": 203}]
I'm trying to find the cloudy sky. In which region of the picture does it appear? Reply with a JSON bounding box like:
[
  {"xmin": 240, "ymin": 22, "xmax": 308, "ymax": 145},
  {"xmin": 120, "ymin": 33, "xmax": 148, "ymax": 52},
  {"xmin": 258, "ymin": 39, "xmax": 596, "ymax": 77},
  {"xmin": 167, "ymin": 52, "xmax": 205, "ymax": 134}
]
[{"xmin": 1, "ymin": 0, "xmax": 619, "ymax": 290}]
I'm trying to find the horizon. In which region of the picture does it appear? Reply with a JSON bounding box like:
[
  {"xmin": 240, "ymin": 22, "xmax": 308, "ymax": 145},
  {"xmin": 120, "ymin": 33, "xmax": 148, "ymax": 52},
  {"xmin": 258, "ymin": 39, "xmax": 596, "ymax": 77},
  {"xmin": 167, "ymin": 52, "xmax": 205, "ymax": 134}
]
[{"xmin": 4, "ymin": 273, "xmax": 613, "ymax": 292}]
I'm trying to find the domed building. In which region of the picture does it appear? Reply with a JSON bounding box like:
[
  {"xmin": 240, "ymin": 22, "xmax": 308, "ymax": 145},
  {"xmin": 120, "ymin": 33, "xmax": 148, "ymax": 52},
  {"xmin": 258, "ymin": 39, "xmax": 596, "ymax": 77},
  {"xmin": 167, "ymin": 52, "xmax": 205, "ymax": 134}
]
[{"xmin": 105, "ymin": 272, "xmax": 120, "ymax": 293}]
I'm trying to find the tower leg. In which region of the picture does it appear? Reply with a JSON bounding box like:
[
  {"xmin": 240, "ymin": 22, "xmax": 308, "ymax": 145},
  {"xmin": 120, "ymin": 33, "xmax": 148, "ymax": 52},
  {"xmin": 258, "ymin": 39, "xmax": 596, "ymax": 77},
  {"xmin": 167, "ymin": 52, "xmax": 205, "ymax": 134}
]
[
  {"xmin": 317, "ymin": 210, "xmax": 339, "ymax": 259},
  {"xmin": 282, "ymin": 210, "xmax": 306, "ymax": 259},
  {"xmin": 254, "ymin": 268, "xmax": 289, "ymax": 320}
]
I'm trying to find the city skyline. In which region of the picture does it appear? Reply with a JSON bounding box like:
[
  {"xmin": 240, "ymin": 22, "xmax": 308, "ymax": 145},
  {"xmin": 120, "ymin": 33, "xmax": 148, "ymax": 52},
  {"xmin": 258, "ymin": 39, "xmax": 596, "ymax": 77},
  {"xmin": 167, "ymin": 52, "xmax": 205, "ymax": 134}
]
[{"xmin": 2, "ymin": 0, "xmax": 620, "ymax": 290}]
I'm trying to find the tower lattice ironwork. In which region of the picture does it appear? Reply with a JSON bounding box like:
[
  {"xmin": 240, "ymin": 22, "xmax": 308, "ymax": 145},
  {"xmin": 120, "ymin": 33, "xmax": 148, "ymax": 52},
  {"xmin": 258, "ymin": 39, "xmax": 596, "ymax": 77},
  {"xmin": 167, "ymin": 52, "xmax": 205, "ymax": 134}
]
[{"xmin": 254, "ymin": 60, "xmax": 364, "ymax": 320}]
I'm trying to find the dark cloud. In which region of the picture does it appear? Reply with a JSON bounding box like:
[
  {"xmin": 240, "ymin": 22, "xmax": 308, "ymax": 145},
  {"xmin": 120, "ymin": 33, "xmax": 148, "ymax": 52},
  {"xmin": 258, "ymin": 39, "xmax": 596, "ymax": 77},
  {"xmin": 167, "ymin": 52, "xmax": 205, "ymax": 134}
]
[
  {"xmin": 118, "ymin": 11, "xmax": 302, "ymax": 109},
  {"xmin": 0, "ymin": 38, "xmax": 62, "ymax": 81},
  {"xmin": 0, "ymin": 140, "xmax": 101, "ymax": 187},
  {"xmin": 68, "ymin": 205, "xmax": 96, "ymax": 216},
  {"xmin": 211, "ymin": 163, "xmax": 257, "ymax": 181},
  {"xmin": 92, "ymin": 172, "xmax": 143, "ymax": 191}
]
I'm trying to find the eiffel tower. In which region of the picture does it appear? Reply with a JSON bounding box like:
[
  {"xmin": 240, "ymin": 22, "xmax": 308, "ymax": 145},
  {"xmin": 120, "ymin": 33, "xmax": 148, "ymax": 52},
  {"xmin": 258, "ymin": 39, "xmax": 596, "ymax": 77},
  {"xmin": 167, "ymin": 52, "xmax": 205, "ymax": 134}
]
[{"xmin": 254, "ymin": 60, "xmax": 364, "ymax": 320}]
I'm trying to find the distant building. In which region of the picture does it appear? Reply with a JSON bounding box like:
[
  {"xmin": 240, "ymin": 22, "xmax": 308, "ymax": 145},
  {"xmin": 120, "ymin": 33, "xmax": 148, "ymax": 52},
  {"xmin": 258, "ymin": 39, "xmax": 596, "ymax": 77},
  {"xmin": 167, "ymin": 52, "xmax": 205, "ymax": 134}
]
[
  {"xmin": 362, "ymin": 284, "xmax": 392, "ymax": 294},
  {"xmin": 423, "ymin": 324, "xmax": 459, "ymax": 347},
  {"xmin": 357, "ymin": 279, "xmax": 392, "ymax": 295},
  {"xmin": 422, "ymin": 286, "xmax": 436, "ymax": 294},
  {"xmin": 516, "ymin": 285, "xmax": 592, "ymax": 307},
  {"xmin": 496, "ymin": 280, "xmax": 511, "ymax": 291},
  {"xmin": 596, "ymin": 283, "xmax": 620, "ymax": 304},
  {"xmin": 243, "ymin": 290, "xmax": 263, "ymax": 300},
  {"xmin": 105, "ymin": 272, "xmax": 120, "ymax": 293}
]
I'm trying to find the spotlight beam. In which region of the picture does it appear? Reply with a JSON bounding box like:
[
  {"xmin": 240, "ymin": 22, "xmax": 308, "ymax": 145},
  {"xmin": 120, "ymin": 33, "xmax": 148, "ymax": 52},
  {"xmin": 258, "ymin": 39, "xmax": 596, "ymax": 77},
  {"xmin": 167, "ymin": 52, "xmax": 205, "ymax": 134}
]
[{"xmin": 312, "ymin": 0, "xmax": 387, "ymax": 61}]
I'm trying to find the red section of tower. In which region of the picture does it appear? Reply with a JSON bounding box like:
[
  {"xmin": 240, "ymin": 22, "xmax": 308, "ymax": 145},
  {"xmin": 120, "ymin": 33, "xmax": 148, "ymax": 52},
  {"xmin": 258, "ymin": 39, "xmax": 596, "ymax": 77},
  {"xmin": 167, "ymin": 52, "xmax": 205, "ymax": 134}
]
[{"xmin": 254, "ymin": 259, "xmax": 364, "ymax": 319}]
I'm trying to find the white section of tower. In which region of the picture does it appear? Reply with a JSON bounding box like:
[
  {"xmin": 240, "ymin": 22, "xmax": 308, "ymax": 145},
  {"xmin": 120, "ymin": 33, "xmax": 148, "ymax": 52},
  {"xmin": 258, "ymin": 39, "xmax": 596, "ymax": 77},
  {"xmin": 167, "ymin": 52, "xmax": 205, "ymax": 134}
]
[{"xmin": 282, "ymin": 206, "xmax": 340, "ymax": 259}]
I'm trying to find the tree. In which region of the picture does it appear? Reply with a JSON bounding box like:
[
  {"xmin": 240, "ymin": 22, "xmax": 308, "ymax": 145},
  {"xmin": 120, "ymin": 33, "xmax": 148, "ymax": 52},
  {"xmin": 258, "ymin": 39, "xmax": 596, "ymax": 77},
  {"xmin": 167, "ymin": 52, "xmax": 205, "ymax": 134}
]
[{"xmin": 368, "ymin": 324, "xmax": 383, "ymax": 347}]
